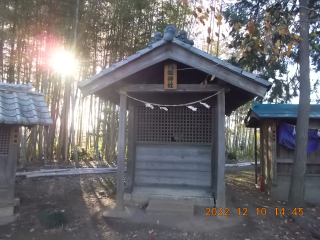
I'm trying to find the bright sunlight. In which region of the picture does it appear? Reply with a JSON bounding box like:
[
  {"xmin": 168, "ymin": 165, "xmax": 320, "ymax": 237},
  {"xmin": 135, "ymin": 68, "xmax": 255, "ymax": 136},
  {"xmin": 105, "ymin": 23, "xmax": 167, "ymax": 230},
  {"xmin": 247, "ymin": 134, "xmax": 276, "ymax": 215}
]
[{"xmin": 49, "ymin": 50, "xmax": 77, "ymax": 76}]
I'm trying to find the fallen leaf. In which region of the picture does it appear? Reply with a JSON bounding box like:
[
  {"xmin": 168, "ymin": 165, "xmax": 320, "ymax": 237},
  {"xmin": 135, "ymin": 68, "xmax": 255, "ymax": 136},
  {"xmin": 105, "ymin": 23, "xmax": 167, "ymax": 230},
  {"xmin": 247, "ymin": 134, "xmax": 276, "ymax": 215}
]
[
  {"xmin": 192, "ymin": 11, "xmax": 198, "ymax": 18},
  {"xmin": 197, "ymin": 7, "xmax": 202, "ymax": 13},
  {"xmin": 149, "ymin": 230, "xmax": 153, "ymax": 234},
  {"xmin": 248, "ymin": 19, "xmax": 255, "ymax": 34},
  {"xmin": 210, "ymin": 6, "xmax": 215, "ymax": 12},
  {"xmin": 207, "ymin": 27, "xmax": 211, "ymax": 35},
  {"xmin": 210, "ymin": 75, "xmax": 215, "ymax": 81},
  {"xmin": 30, "ymin": 229, "xmax": 35, "ymax": 233},
  {"xmin": 207, "ymin": 37, "xmax": 211, "ymax": 44}
]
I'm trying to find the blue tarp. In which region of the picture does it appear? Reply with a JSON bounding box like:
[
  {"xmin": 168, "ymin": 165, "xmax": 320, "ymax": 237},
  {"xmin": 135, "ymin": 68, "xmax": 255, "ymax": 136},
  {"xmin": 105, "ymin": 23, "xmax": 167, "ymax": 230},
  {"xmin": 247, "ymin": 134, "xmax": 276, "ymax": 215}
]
[{"xmin": 278, "ymin": 123, "xmax": 320, "ymax": 153}]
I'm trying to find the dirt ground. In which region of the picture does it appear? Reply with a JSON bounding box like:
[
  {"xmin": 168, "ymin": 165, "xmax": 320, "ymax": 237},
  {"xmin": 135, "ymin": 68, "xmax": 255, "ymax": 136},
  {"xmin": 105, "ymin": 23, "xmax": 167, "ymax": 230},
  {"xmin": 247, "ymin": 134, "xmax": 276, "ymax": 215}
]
[{"xmin": 1, "ymin": 165, "xmax": 320, "ymax": 240}]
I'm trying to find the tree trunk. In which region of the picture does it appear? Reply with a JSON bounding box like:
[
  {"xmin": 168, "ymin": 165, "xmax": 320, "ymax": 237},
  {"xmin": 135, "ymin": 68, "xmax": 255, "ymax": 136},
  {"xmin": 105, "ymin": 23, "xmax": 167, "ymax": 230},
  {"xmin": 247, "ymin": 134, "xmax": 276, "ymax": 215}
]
[{"xmin": 288, "ymin": 0, "xmax": 310, "ymax": 207}]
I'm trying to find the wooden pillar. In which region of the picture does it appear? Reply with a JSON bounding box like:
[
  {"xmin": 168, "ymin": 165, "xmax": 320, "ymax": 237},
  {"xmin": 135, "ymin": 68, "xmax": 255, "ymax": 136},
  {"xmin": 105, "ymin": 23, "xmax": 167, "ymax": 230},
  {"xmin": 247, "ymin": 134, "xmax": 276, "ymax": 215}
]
[
  {"xmin": 115, "ymin": 91, "xmax": 127, "ymax": 211},
  {"xmin": 254, "ymin": 128, "xmax": 258, "ymax": 184},
  {"xmin": 126, "ymin": 103, "xmax": 135, "ymax": 192},
  {"xmin": 270, "ymin": 122, "xmax": 277, "ymax": 186},
  {"xmin": 216, "ymin": 90, "xmax": 225, "ymax": 208},
  {"xmin": 43, "ymin": 126, "xmax": 48, "ymax": 165}
]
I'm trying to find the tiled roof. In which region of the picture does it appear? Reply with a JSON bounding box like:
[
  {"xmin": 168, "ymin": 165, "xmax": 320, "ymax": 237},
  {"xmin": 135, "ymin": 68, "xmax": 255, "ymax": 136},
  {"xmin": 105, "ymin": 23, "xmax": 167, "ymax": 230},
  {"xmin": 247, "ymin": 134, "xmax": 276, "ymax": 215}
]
[
  {"xmin": 78, "ymin": 38, "xmax": 271, "ymax": 90},
  {"xmin": 0, "ymin": 83, "xmax": 53, "ymax": 126}
]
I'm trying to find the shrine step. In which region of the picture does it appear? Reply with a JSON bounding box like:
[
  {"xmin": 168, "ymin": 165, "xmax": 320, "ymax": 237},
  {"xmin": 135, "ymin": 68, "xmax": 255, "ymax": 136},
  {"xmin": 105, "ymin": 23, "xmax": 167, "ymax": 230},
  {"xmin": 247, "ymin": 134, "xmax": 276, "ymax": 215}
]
[{"xmin": 146, "ymin": 198, "xmax": 195, "ymax": 217}]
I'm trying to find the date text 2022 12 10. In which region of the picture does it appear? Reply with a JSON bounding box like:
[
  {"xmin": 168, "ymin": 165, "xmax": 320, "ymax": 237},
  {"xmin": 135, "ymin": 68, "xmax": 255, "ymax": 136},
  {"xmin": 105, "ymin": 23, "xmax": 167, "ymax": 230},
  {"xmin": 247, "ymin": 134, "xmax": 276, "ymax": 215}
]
[{"xmin": 205, "ymin": 208, "xmax": 304, "ymax": 216}]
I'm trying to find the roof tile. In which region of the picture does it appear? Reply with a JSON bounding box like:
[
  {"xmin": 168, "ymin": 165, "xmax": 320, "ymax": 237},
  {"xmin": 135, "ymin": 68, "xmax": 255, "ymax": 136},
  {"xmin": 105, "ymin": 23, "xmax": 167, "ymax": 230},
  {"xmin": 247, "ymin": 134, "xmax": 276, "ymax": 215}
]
[{"xmin": 0, "ymin": 83, "xmax": 53, "ymax": 126}]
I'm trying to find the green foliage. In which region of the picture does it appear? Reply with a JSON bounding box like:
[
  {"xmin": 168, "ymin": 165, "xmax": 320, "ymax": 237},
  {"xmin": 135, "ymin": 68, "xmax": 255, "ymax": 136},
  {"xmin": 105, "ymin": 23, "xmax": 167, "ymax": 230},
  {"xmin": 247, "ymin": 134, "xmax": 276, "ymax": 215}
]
[
  {"xmin": 227, "ymin": 151, "xmax": 237, "ymax": 160},
  {"xmin": 39, "ymin": 210, "xmax": 67, "ymax": 229},
  {"xmin": 222, "ymin": 0, "xmax": 320, "ymax": 103},
  {"xmin": 70, "ymin": 147, "xmax": 91, "ymax": 160}
]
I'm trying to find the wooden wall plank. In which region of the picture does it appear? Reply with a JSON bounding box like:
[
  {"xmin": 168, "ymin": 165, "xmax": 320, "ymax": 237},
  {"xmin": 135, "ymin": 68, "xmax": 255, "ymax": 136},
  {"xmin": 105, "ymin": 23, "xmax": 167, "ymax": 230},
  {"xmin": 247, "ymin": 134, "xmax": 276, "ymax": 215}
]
[
  {"xmin": 135, "ymin": 161, "xmax": 211, "ymax": 171},
  {"xmin": 134, "ymin": 145, "xmax": 212, "ymax": 190}
]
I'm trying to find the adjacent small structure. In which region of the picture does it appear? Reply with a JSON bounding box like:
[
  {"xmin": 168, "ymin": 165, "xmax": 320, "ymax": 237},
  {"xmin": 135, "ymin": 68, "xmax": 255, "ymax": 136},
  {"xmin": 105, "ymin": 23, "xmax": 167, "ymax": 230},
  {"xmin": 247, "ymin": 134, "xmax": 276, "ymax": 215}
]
[
  {"xmin": 245, "ymin": 102, "xmax": 320, "ymax": 204},
  {"xmin": 0, "ymin": 83, "xmax": 53, "ymax": 224},
  {"xmin": 78, "ymin": 25, "xmax": 271, "ymax": 213}
]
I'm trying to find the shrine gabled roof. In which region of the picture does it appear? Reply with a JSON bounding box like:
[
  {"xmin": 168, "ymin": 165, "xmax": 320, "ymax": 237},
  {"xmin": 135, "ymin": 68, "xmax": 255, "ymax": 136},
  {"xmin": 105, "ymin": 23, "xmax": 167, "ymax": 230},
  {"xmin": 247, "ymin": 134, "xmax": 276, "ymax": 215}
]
[
  {"xmin": 245, "ymin": 101, "xmax": 320, "ymax": 128},
  {"xmin": 78, "ymin": 25, "xmax": 271, "ymax": 99},
  {"xmin": 0, "ymin": 83, "xmax": 53, "ymax": 126}
]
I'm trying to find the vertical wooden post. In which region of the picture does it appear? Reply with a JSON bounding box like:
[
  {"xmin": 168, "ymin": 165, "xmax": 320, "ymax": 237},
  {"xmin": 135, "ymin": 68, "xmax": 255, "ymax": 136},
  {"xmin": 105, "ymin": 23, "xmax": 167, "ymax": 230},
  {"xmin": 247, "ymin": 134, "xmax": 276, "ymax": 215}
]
[
  {"xmin": 271, "ymin": 122, "xmax": 277, "ymax": 186},
  {"xmin": 20, "ymin": 127, "xmax": 27, "ymax": 169},
  {"xmin": 216, "ymin": 90, "xmax": 225, "ymax": 208},
  {"xmin": 115, "ymin": 91, "xmax": 127, "ymax": 211},
  {"xmin": 44, "ymin": 126, "xmax": 48, "ymax": 165},
  {"xmin": 126, "ymin": 103, "xmax": 135, "ymax": 192},
  {"xmin": 254, "ymin": 128, "xmax": 258, "ymax": 184}
]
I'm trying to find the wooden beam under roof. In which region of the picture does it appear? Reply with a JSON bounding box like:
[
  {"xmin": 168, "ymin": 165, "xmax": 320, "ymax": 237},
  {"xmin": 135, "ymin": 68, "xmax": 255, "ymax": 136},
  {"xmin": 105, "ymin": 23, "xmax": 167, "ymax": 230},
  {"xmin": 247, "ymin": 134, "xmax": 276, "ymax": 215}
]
[{"xmin": 120, "ymin": 84, "xmax": 229, "ymax": 92}]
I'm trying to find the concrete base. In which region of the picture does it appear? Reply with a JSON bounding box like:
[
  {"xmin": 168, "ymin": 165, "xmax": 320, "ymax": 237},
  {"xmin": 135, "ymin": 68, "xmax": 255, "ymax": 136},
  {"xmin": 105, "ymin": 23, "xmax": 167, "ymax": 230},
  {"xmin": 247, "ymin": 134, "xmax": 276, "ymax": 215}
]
[
  {"xmin": 270, "ymin": 174, "xmax": 320, "ymax": 204},
  {"xmin": 14, "ymin": 198, "xmax": 20, "ymax": 207},
  {"xmin": 0, "ymin": 206, "xmax": 14, "ymax": 218},
  {"xmin": 125, "ymin": 192, "xmax": 215, "ymax": 208},
  {"xmin": 147, "ymin": 198, "xmax": 195, "ymax": 217},
  {"xmin": 102, "ymin": 206, "xmax": 136, "ymax": 219},
  {"xmin": 0, "ymin": 215, "xmax": 15, "ymax": 226}
]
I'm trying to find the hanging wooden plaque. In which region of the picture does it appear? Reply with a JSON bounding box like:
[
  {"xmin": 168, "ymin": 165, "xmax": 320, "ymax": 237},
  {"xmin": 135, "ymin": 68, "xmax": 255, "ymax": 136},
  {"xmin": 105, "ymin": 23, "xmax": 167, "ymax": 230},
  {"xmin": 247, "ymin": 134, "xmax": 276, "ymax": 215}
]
[{"xmin": 164, "ymin": 63, "xmax": 177, "ymax": 89}]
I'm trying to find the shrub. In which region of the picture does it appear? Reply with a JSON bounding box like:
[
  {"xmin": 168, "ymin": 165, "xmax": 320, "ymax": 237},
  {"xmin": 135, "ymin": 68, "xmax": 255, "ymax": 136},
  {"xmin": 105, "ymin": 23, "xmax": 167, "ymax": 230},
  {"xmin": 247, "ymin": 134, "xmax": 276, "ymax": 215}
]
[
  {"xmin": 39, "ymin": 210, "xmax": 67, "ymax": 229},
  {"xmin": 227, "ymin": 151, "xmax": 237, "ymax": 160}
]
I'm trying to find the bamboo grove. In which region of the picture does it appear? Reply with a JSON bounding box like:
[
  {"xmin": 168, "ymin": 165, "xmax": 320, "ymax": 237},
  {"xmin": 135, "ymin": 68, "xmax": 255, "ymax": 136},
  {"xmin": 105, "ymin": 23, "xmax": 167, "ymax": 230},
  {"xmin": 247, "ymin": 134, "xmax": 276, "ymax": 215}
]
[{"xmin": 0, "ymin": 0, "xmax": 259, "ymax": 166}]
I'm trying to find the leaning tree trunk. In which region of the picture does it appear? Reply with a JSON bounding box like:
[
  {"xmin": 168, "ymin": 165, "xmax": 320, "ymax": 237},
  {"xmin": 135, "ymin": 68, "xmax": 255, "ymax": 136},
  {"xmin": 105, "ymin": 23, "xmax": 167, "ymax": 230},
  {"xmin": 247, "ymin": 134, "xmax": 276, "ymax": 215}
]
[{"xmin": 288, "ymin": 0, "xmax": 310, "ymax": 207}]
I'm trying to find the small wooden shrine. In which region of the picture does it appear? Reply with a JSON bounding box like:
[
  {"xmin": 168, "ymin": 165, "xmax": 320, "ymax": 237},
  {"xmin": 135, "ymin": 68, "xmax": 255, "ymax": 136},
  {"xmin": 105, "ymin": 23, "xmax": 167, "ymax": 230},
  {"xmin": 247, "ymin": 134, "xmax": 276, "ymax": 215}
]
[
  {"xmin": 245, "ymin": 102, "xmax": 320, "ymax": 203},
  {"xmin": 0, "ymin": 83, "xmax": 53, "ymax": 224},
  {"xmin": 78, "ymin": 25, "xmax": 271, "ymax": 211}
]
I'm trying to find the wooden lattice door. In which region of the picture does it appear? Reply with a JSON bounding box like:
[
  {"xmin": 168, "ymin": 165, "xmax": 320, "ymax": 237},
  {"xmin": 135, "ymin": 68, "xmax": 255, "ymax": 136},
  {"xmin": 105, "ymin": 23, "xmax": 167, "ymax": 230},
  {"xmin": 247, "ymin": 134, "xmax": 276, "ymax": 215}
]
[{"xmin": 136, "ymin": 106, "xmax": 213, "ymax": 143}]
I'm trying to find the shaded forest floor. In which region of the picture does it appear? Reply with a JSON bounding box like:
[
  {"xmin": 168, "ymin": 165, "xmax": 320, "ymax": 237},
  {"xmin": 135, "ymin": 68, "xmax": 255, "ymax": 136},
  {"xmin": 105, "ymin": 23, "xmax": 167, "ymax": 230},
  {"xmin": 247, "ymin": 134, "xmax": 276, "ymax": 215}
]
[{"xmin": 1, "ymin": 165, "xmax": 319, "ymax": 240}]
